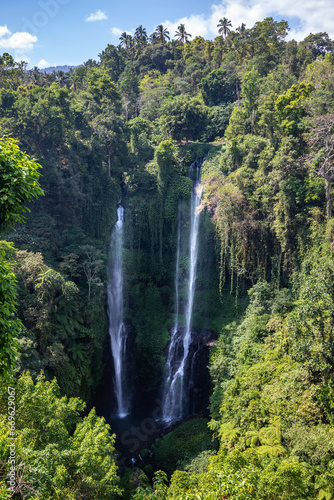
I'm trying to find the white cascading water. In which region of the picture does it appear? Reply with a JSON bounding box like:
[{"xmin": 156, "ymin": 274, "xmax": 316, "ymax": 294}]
[
  {"xmin": 161, "ymin": 203, "xmax": 182, "ymax": 421},
  {"xmin": 162, "ymin": 160, "xmax": 203, "ymax": 423},
  {"xmin": 107, "ymin": 205, "xmax": 129, "ymax": 418}
]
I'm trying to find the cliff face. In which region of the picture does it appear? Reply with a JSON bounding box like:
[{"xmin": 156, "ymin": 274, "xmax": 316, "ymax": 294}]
[{"xmin": 4, "ymin": 136, "xmax": 223, "ymax": 411}]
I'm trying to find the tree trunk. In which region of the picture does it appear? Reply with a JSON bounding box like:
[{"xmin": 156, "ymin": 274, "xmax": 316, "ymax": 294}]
[
  {"xmin": 107, "ymin": 147, "xmax": 111, "ymax": 177},
  {"xmin": 325, "ymin": 174, "xmax": 332, "ymax": 218},
  {"xmin": 320, "ymin": 164, "xmax": 333, "ymax": 218},
  {"xmin": 250, "ymin": 110, "xmax": 255, "ymax": 134},
  {"xmin": 236, "ymin": 75, "xmax": 240, "ymax": 107}
]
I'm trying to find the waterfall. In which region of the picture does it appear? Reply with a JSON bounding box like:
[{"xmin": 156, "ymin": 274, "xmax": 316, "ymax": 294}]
[
  {"xmin": 162, "ymin": 202, "xmax": 182, "ymax": 421},
  {"xmin": 162, "ymin": 159, "xmax": 203, "ymax": 423},
  {"xmin": 107, "ymin": 205, "xmax": 129, "ymax": 418}
]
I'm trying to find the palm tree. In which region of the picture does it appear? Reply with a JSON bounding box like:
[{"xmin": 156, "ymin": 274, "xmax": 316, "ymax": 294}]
[
  {"xmin": 174, "ymin": 24, "xmax": 192, "ymax": 44},
  {"xmin": 119, "ymin": 32, "xmax": 129, "ymax": 49},
  {"xmin": 236, "ymin": 23, "xmax": 246, "ymax": 37},
  {"xmin": 245, "ymin": 428, "xmax": 261, "ymax": 447},
  {"xmin": 134, "ymin": 25, "xmax": 148, "ymax": 48},
  {"xmin": 149, "ymin": 32, "xmax": 158, "ymax": 44},
  {"xmin": 127, "ymin": 36, "xmax": 136, "ymax": 59},
  {"xmin": 119, "ymin": 33, "xmax": 135, "ymax": 58},
  {"xmin": 256, "ymin": 419, "xmax": 286, "ymax": 458},
  {"xmin": 44, "ymin": 71, "xmax": 56, "ymax": 86},
  {"xmin": 217, "ymin": 17, "xmax": 232, "ymax": 40},
  {"xmin": 29, "ymin": 66, "xmax": 42, "ymax": 85},
  {"xmin": 56, "ymin": 70, "xmax": 68, "ymax": 88},
  {"xmin": 218, "ymin": 422, "xmax": 241, "ymax": 449},
  {"xmin": 154, "ymin": 24, "xmax": 170, "ymax": 44}
]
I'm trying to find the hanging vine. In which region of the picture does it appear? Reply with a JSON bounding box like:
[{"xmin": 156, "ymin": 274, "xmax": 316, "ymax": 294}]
[{"xmin": 201, "ymin": 169, "xmax": 273, "ymax": 295}]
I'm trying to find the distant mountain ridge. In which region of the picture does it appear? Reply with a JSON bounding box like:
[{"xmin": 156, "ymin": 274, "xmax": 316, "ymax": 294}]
[{"xmin": 40, "ymin": 65, "xmax": 78, "ymax": 73}]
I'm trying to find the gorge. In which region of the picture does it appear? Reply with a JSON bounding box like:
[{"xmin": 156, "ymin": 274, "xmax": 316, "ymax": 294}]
[
  {"xmin": 103, "ymin": 154, "xmax": 216, "ymax": 459},
  {"xmin": 1, "ymin": 19, "xmax": 334, "ymax": 499}
]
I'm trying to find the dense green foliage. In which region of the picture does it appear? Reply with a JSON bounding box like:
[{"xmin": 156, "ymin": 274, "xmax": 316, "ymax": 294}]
[
  {"xmin": 0, "ymin": 138, "xmax": 43, "ymax": 231},
  {"xmin": 1, "ymin": 14, "xmax": 334, "ymax": 500},
  {"xmin": 0, "ymin": 372, "xmax": 121, "ymax": 498},
  {"xmin": 152, "ymin": 419, "xmax": 217, "ymax": 474},
  {"xmin": 0, "ymin": 248, "xmax": 20, "ymax": 377},
  {"xmin": 0, "ymin": 139, "xmax": 43, "ymax": 377}
]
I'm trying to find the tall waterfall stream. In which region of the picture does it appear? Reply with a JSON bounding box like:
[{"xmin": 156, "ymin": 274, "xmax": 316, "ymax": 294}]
[
  {"xmin": 162, "ymin": 158, "xmax": 203, "ymax": 423},
  {"xmin": 107, "ymin": 205, "xmax": 130, "ymax": 418}
]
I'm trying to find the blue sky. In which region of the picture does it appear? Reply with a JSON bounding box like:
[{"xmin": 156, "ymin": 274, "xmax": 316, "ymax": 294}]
[{"xmin": 0, "ymin": 0, "xmax": 333, "ymax": 68}]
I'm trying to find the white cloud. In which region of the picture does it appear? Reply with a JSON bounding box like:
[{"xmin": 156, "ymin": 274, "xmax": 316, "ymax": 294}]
[
  {"xmin": 110, "ymin": 27, "xmax": 135, "ymax": 38},
  {"xmin": 0, "ymin": 25, "xmax": 11, "ymax": 38},
  {"xmin": 209, "ymin": 1, "xmax": 267, "ymax": 35},
  {"xmin": 164, "ymin": 14, "xmax": 210, "ymax": 40},
  {"xmin": 161, "ymin": 0, "xmax": 334, "ymax": 42},
  {"xmin": 0, "ymin": 31, "xmax": 37, "ymax": 51},
  {"xmin": 18, "ymin": 56, "xmax": 30, "ymax": 64},
  {"xmin": 111, "ymin": 27, "xmax": 124, "ymax": 37},
  {"xmin": 85, "ymin": 10, "xmax": 108, "ymax": 22},
  {"xmin": 37, "ymin": 59, "xmax": 49, "ymax": 68}
]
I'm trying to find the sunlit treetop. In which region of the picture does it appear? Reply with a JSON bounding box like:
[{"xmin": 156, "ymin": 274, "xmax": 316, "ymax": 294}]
[{"xmin": 0, "ymin": 137, "xmax": 44, "ymax": 232}]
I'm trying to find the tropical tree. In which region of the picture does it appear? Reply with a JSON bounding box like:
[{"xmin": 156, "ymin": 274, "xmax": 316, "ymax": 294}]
[
  {"xmin": 0, "ymin": 52, "xmax": 17, "ymax": 87},
  {"xmin": 0, "ymin": 52, "xmax": 14, "ymax": 68},
  {"xmin": 301, "ymin": 32, "xmax": 334, "ymax": 59},
  {"xmin": 0, "ymin": 138, "xmax": 44, "ymax": 376},
  {"xmin": 154, "ymin": 24, "xmax": 170, "ymax": 44},
  {"xmin": 0, "ymin": 372, "xmax": 122, "ymax": 499},
  {"xmin": 149, "ymin": 32, "xmax": 158, "ymax": 44},
  {"xmin": 99, "ymin": 44, "xmax": 125, "ymax": 81},
  {"xmin": 241, "ymin": 66, "xmax": 261, "ymax": 134},
  {"xmin": 0, "ymin": 137, "xmax": 44, "ymax": 231},
  {"xmin": 217, "ymin": 17, "xmax": 232, "ymax": 40},
  {"xmin": 174, "ymin": 24, "xmax": 192, "ymax": 44},
  {"xmin": 0, "ymin": 251, "xmax": 21, "ymax": 378},
  {"xmin": 218, "ymin": 422, "xmax": 242, "ymax": 448},
  {"xmin": 91, "ymin": 107, "xmax": 124, "ymax": 176},
  {"xmin": 119, "ymin": 31, "xmax": 129, "ymax": 49},
  {"xmin": 80, "ymin": 245, "xmax": 105, "ymax": 299},
  {"xmin": 134, "ymin": 25, "xmax": 148, "ymax": 50},
  {"xmin": 35, "ymin": 268, "xmax": 78, "ymax": 307},
  {"xmin": 119, "ymin": 32, "xmax": 135, "ymax": 58},
  {"xmin": 275, "ymin": 81, "xmax": 314, "ymax": 136},
  {"xmin": 160, "ymin": 94, "xmax": 208, "ymax": 141},
  {"xmin": 28, "ymin": 66, "xmax": 43, "ymax": 86},
  {"xmin": 56, "ymin": 70, "xmax": 69, "ymax": 88},
  {"xmin": 169, "ymin": 39, "xmax": 178, "ymax": 59},
  {"xmin": 199, "ymin": 67, "xmax": 237, "ymax": 105},
  {"xmin": 236, "ymin": 23, "xmax": 247, "ymax": 36},
  {"xmin": 256, "ymin": 419, "xmax": 286, "ymax": 458},
  {"xmin": 306, "ymin": 113, "xmax": 334, "ymax": 217}
]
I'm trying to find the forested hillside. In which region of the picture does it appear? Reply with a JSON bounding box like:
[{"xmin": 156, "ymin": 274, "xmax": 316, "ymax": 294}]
[{"xmin": 1, "ymin": 17, "xmax": 334, "ymax": 499}]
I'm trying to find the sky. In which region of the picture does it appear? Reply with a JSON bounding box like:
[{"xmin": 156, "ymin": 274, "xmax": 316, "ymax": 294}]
[{"xmin": 0, "ymin": 0, "xmax": 333, "ymax": 69}]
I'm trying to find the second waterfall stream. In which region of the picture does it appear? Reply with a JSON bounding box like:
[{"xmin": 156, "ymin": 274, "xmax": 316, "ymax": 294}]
[{"xmin": 162, "ymin": 158, "xmax": 204, "ymax": 423}]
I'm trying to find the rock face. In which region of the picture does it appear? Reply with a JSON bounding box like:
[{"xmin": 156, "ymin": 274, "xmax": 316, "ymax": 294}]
[
  {"xmin": 95, "ymin": 325, "xmax": 216, "ymax": 421},
  {"xmin": 94, "ymin": 320, "xmax": 135, "ymax": 419},
  {"xmin": 186, "ymin": 328, "xmax": 218, "ymax": 417}
]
